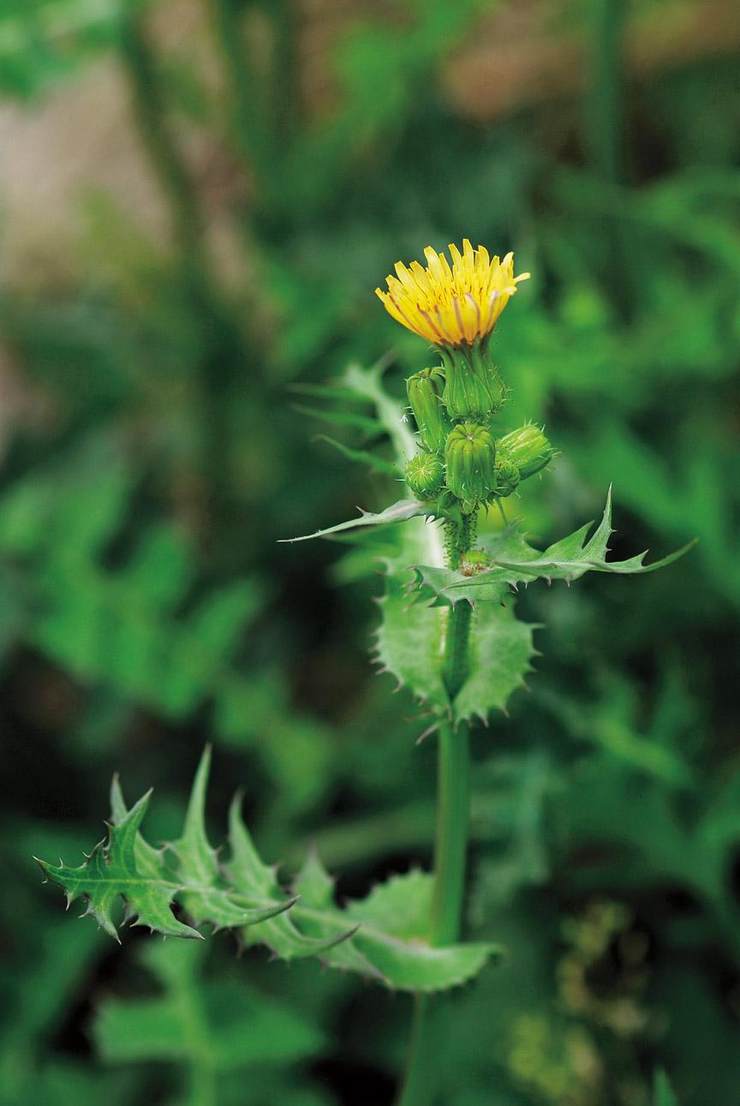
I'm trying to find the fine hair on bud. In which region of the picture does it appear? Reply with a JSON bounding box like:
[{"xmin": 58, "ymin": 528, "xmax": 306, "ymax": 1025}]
[
  {"xmin": 405, "ymin": 453, "xmax": 445, "ymax": 499},
  {"xmin": 406, "ymin": 368, "xmax": 451, "ymax": 453},
  {"xmin": 494, "ymin": 458, "xmax": 520, "ymax": 498},
  {"xmin": 497, "ymin": 423, "xmax": 555, "ymax": 480}
]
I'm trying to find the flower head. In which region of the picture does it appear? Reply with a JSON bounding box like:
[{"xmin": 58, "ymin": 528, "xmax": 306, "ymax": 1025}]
[{"xmin": 376, "ymin": 240, "xmax": 529, "ymax": 347}]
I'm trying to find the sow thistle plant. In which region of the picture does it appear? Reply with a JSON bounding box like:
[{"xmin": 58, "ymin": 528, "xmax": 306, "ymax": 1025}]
[{"xmin": 37, "ymin": 241, "xmax": 691, "ymax": 1102}]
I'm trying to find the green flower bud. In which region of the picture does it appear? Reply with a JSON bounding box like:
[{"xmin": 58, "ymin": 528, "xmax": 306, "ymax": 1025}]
[
  {"xmin": 444, "ymin": 421, "xmax": 497, "ymax": 509},
  {"xmin": 439, "ymin": 340, "xmax": 506, "ymax": 420},
  {"xmin": 405, "ymin": 453, "xmax": 444, "ymax": 499},
  {"xmin": 494, "ymin": 458, "xmax": 520, "ymax": 498},
  {"xmin": 406, "ymin": 368, "xmax": 451, "ymax": 453},
  {"xmin": 497, "ymin": 424, "xmax": 555, "ymax": 480}
]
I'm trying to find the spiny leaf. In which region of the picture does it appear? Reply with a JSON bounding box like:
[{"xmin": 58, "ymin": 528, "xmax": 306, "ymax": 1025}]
[
  {"xmin": 293, "ymin": 847, "xmax": 336, "ymax": 908},
  {"xmin": 35, "ymin": 792, "xmax": 202, "ymax": 942},
  {"xmin": 412, "ymin": 562, "xmax": 509, "ymax": 608},
  {"xmin": 344, "ymin": 869, "xmax": 433, "ymax": 940},
  {"xmin": 481, "ymin": 487, "xmax": 695, "ymax": 584},
  {"xmin": 289, "ymin": 851, "xmax": 498, "ymax": 991},
  {"xmin": 228, "ymin": 802, "xmax": 497, "ymax": 991},
  {"xmin": 453, "ymin": 603, "xmax": 537, "ymax": 726},
  {"xmin": 374, "ymin": 557, "xmax": 448, "ymax": 712},
  {"xmin": 40, "ymin": 756, "xmax": 499, "ymax": 993},
  {"xmin": 171, "ymin": 748, "xmax": 296, "ymax": 930},
  {"xmin": 414, "ymin": 489, "xmax": 695, "ymax": 605},
  {"xmin": 279, "ymin": 498, "xmax": 427, "ymax": 544},
  {"xmin": 227, "ymin": 797, "xmax": 366, "ymax": 964},
  {"xmin": 349, "ymin": 927, "xmax": 497, "ymax": 993},
  {"xmin": 373, "ymin": 516, "xmax": 457, "ymax": 714}
]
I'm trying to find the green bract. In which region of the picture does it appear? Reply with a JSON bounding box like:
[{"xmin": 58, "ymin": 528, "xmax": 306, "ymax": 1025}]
[
  {"xmin": 445, "ymin": 421, "xmax": 497, "ymax": 511},
  {"xmin": 406, "ymin": 452, "xmax": 445, "ymax": 499},
  {"xmin": 497, "ymin": 423, "xmax": 555, "ymax": 480},
  {"xmin": 493, "ymin": 457, "xmax": 520, "ymax": 498},
  {"xmin": 406, "ymin": 367, "xmax": 451, "ymax": 452},
  {"xmin": 439, "ymin": 340, "xmax": 506, "ymax": 420}
]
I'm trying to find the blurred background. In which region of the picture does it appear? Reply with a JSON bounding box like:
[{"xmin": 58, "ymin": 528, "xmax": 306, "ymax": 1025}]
[{"xmin": 0, "ymin": 1, "xmax": 738, "ymax": 1104}]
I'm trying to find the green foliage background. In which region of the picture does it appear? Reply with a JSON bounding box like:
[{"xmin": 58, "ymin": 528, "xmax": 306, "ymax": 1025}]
[{"xmin": 0, "ymin": 1, "xmax": 738, "ymax": 1104}]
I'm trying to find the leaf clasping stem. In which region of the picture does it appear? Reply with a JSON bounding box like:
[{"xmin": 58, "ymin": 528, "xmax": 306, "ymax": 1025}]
[{"xmin": 396, "ymin": 535, "xmax": 475, "ymax": 1106}]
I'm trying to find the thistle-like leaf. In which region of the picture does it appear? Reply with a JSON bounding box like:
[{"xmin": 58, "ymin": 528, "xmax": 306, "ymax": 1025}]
[
  {"xmin": 171, "ymin": 747, "xmax": 297, "ymax": 930},
  {"xmin": 279, "ymin": 498, "xmax": 428, "ymax": 544},
  {"xmin": 40, "ymin": 754, "xmax": 498, "ymax": 992},
  {"xmin": 35, "ymin": 792, "xmax": 202, "ymax": 942},
  {"xmin": 344, "ymin": 869, "xmax": 433, "ymax": 939},
  {"xmin": 375, "ymin": 556, "xmax": 449, "ymax": 712},
  {"xmin": 414, "ymin": 489, "xmax": 695, "ymax": 606},
  {"xmin": 226, "ymin": 796, "xmax": 356, "ymax": 963},
  {"xmin": 453, "ymin": 603, "xmax": 537, "ymax": 725},
  {"xmin": 372, "ymin": 514, "xmax": 451, "ymax": 711}
]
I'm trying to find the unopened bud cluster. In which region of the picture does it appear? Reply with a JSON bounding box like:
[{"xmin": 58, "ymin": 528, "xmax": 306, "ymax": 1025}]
[{"xmin": 404, "ymin": 338, "xmax": 554, "ymax": 517}]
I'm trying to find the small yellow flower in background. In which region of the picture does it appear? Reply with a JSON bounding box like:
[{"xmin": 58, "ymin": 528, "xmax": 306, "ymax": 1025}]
[{"xmin": 376, "ymin": 239, "xmax": 530, "ymax": 347}]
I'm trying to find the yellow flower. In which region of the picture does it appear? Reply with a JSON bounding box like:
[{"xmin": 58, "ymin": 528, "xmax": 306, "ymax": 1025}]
[{"xmin": 376, "ymin": 240, "xmax": 530, "ymax": 347}]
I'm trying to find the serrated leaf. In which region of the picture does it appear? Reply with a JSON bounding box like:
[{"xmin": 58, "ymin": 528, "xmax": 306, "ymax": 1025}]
[
  {"xmin": 227, "ymin": 798, "xmax": 357, "ymax": 963},
  {"xmin": 42, "ymin": 756, "xmax": 498, "ymax": 993},
  {"xmin": 291, "ymin": 869, "xmax": 497, "ymax": 991},
  {"xmin": 373, "ymin": 513, "xmax": 451, "ymax": 712},
  {"xmin": 349, "ymin": 928, "xmax": 497, "ymax": 992},
  {"xmin": 171, "ymin": 748, "xmax": 297, "ymax": 930},
  {"xmin": 375, "ymin": 559, "xmax": 448, "ymax": 711},
  {"xmin": 39, "ymin": 755, "xmax": 294, "ymax": 940},
  {"xmin": 229, "ymin": 801, "xmax": 495, "ymax": 990},
  {"xmin": 279, "ymin": 498, "xmax": 427, "ymax": 544},
  {"xmin": 35, "ymin": 792, "xmax": 202, "ymax": 942},
  {"xmin": 109, "ymin": 774, "xmax": 167, "ymax": 880},
  {"xmin": 293, "ymin": 848, "xmax": 336, "ymax": 909},
  {"xmin": 412, "ymin": 562, "xmax": 509, "ymax": 607},
  {"xmin": 484, "ymin": 488, "xmax": 694, "ymax": 583},
  {"xmin": 345, "ymin": 869, "xmax": 433, "ymax": 939},
  {"xmin": 453, "ymin": 603, "xmax": 537, "ymax": 725},
  {"xmin": 418, "ymin": 490, "xmax": 695, "ymax": 605}
]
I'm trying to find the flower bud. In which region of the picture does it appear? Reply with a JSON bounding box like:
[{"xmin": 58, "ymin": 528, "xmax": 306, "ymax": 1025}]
[
  {"xmin": 497, "ymin": 424, "xmax": 554, "ymax": 480},
  {"xmin": 405, "ymin": 453, "xmax": 444, "ymax": 499},
  {"xmin": 439, "ymin": 341, "xmax": 506, "ymax": 420},
  {"xmin": 494, "ymin": 458, "xmax": 520, "ymax": 498},
  {"xmin": 444, "ymin": 421, "xmax": 497, "ymax": 509},
  {"xmin": 406, "ymin": 368, "xmax": 451, "ymax": 453}
]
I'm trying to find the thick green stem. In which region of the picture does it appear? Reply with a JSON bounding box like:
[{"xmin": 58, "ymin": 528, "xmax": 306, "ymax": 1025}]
[
  {"xmin": 430, "ymin": 717, "xmax": 470, "ymax": 946},
  {"xmin": 396, "ymin": 571, "xmax": 474, "ymax": 1106},
  {"xmin": 442, "ymin": 602, "xmax": 473, "ymax": 704}
]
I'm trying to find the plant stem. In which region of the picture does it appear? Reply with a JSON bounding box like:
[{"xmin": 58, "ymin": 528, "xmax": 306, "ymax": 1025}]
[
  {"xmin": 430, "ymin": 716, "xmax": 470, "ymax": 946},
  {"xmin": 441, "ymin": 601, "xmax": 472, "ymax": 705},
  {"xmin": 396, "ymin": 585, "xmax": 474, "ymax": 1106}
]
